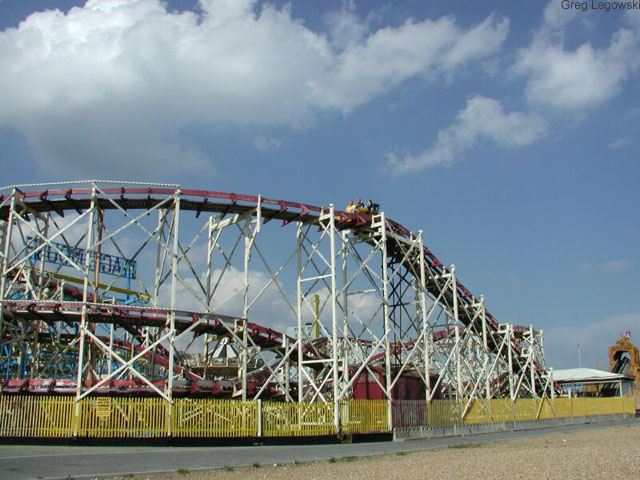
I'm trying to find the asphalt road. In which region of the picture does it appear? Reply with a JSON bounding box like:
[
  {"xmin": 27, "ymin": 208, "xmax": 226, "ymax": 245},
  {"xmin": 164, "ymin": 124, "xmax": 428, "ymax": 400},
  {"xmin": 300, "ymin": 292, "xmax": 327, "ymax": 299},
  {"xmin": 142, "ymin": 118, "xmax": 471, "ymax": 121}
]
[{"xmin": 1, "ymin": 418, "xmax": 638, "ymax": 480}]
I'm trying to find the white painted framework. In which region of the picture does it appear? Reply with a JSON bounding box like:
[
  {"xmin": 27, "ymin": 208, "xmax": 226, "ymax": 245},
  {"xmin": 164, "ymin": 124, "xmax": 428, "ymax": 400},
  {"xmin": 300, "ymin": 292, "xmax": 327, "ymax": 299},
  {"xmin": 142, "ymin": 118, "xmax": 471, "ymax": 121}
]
[{"xmin": 0, "ymin": 181, "xmax": 551, "ymax": 431}]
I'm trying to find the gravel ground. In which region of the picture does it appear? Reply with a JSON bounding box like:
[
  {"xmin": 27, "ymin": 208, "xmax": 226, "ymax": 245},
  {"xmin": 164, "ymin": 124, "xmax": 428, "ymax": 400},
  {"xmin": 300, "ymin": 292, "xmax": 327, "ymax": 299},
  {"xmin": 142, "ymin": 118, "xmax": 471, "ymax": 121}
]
[{"xmin": 117, "ymin": 424, "xmax": 640, "ymax": 480}]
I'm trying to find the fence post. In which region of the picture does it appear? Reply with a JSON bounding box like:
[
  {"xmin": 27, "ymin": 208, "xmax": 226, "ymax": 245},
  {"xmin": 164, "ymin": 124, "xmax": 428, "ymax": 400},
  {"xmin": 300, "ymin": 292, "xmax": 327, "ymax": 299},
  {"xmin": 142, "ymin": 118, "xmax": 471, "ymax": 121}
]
[
  {"xmin": 73, "ymin": 398, "xmax": 81, "ymax": 439},
  {"xmin": 570, "ymin": 390, "xmax": 574, "ymax": 420},
  {"xmin": 166, "ymin": 399, "xmax": 171, "ymax": 438},
  {"xmin": 257, "ymin": 399, "xmax": 262, "ymax": 438}
]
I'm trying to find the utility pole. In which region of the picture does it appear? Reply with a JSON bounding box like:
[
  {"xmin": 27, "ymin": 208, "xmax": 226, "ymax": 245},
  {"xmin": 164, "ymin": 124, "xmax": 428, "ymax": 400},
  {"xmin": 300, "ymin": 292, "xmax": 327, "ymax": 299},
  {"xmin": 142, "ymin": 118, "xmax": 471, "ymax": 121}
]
[{"xmin": 577, "ymin": 342, "xmax": 582, "ymax": 368}]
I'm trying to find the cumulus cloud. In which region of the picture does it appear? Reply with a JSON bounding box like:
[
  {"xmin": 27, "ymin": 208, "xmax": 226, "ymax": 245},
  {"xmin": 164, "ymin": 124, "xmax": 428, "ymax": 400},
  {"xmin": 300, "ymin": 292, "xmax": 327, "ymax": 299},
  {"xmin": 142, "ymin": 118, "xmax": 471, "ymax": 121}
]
[
  {"xmin": 513, "ymin": 1, "xmax": 640, "ymax": 111},
  {"xmin": 438, "ymin": 13, "xmax": 509, "ymax": 73},
  {"xmin": 0, "ymin": 0, "xmax": 509, "ymax": 179},
  {"xmin": 321, "ymin": 13, "xmax": 508, "ymax": 111},
  {"xmin": 541, "ymin": 0, "xmax": 579, "ymax": 30},
  {"xmin": 387, "ymin": 95, "xmax": 546, "ymax": 174},
  {"xmin": 324, "ymin": 0, "xmax": 367, "ymax": 52}
]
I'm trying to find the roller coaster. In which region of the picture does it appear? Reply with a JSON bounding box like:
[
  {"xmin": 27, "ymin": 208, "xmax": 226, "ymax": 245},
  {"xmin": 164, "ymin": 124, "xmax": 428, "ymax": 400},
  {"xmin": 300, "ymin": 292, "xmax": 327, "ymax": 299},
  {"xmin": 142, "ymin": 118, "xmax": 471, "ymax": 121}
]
[{"xmin": 0, "ymin": 181, "xmax": 551, "ymax": 428}]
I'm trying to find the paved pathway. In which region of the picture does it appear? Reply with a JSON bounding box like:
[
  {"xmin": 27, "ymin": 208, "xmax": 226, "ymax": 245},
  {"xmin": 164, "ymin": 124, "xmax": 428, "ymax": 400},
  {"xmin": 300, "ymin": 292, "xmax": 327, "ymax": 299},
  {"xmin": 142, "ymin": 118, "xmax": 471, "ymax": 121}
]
[{"xmin": 1, "ymin": 419, "xmax": 638, "ymax": 480}]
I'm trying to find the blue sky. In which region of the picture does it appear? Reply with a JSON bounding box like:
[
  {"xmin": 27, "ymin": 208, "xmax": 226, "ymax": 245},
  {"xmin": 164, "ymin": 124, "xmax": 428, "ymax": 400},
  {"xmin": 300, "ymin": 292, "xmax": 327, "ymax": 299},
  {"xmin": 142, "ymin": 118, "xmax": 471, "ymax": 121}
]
[{"xmin": 0, "ymin": 0, "xmax": 638, "ymax": 369}]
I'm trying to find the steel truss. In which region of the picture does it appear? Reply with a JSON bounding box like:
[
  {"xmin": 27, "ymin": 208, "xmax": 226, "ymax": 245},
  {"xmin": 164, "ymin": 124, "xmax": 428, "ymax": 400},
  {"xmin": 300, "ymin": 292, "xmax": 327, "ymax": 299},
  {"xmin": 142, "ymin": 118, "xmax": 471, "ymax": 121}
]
[{"xmin": 0, "ymin": 181, "xmax": 551, "ymax": 429}]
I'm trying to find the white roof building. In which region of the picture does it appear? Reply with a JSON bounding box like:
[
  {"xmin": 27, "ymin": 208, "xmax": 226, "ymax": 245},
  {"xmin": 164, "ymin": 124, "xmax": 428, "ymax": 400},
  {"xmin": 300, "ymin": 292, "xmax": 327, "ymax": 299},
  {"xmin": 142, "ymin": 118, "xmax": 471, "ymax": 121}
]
[
  {"xmin": 552, "ymin": 368, "xmax": 634, "ymax": 397},
  {"xmin": 553, "ymin": 368, "xmax": 633, "ymax": 383}
]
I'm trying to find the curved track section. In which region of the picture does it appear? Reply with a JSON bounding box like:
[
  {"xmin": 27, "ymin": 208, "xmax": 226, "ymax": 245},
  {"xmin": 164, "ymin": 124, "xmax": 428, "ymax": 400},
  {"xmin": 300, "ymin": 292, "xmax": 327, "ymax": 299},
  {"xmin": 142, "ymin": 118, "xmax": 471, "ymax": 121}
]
[{"xmin": 0, "ymin": 181, "xmax": 550, "ymax": 417}]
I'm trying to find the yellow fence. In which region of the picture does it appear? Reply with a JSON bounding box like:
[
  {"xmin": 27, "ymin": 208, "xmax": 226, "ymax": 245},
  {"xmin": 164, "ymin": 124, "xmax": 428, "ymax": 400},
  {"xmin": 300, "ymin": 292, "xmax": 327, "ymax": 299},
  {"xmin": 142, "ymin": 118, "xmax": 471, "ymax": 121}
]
[
  {"xmin": 427, "ymin": 399, "xmax": 462, "ymax": 426},
  {"xmin": 78, "ymin": 397, "xmax": 166, "ymax": 438},
  {"xmin": 428, "ymin": 396, "xmax": 635, "ymax": 426},
  {"xmin": 0, "ymin": 395, "xmax": 634, "ymax": 438},
  {"xmin": 172, "ymin": 398, "xmax": 257, "ymax": 437},
  {"xmin": 0, "ymin": 395, "xmax": 74, "ymax": 437},
  {"xmin": 262, "ymin": 401, "xmax": 334, "ymax": 436},
  {"xmin": 340, "ymin": 399, "xmax": 388, "ymax": 433}
]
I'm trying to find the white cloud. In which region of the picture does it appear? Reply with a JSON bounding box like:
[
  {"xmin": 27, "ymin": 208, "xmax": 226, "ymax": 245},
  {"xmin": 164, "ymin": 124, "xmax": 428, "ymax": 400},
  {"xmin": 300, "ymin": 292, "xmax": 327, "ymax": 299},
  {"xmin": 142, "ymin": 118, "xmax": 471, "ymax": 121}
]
[
  {"xmin": 545, "ymin": 313, "xmax": 640, "ymax": 369},
  {"xmin": 542, "ymin": 1, "xmax": 579, "ymax": 30},
  {"xmin": 253, "ymin": 135, "xmax": 283, "ymax": 153},
  {"xmin": 604, "ymin": 259, "xmax": 632, "ymax": 272},
  {"xmin": 438, "ymin": 13, "xmax": 509, "ymax": 73},
  {"xmin": 513, "ymin": 2, "xmax": 640, "ymax": 111},
  {"xmin": 324, "ymin": 0, "xmax": 367, "ymax": 52},
  {"xmin": 387, "ymin": 95, "xmax": 546, "ymax": 174},
  {"xmin": 608, "ymin": 137, "xmax": 632, "ymax": 149},
  {"xmin": 321, "ymin": 13, "xmax": 508, "ymax": 112},
  {"xmin": 0, "ymin": 0, "xmax": 509, "ymax": 178}
]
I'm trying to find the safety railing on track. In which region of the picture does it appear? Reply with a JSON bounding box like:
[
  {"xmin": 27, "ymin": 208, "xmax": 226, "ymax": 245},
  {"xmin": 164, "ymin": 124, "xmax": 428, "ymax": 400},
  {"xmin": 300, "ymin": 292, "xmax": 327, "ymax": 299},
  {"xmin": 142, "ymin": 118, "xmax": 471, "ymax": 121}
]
[{"xmin": 0, "ymin": 396, "xmax": 634, "ymax": 439}]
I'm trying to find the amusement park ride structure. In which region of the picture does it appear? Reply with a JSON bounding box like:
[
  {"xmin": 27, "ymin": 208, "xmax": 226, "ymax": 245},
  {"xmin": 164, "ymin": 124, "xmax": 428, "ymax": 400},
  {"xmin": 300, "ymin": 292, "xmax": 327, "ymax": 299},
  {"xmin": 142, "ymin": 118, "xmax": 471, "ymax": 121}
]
[{"xmin": 0, "ymin": 181, "xmax": 551, "ymax": 430}]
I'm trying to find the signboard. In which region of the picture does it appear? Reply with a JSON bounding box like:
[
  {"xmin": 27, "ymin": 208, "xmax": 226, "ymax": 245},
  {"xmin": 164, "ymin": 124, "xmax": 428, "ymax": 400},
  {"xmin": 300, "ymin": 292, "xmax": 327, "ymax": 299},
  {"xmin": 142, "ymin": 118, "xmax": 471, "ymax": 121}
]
[
  {"xmin": 95, "ymin": 397, "xmax": 112, "ymax": 419},
  {"xmin": 26, "ymin": 236, "xmax": 137, "ymax": 280}
]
